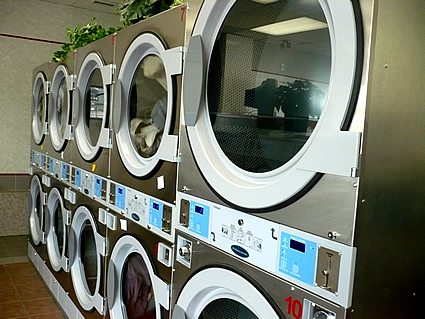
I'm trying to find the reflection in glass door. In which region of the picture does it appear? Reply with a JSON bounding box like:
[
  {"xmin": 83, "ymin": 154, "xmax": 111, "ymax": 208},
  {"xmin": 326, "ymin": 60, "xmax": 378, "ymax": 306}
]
[{"xmin": 80, "ymin": 221, "xmax": 98, "ymax": 295}]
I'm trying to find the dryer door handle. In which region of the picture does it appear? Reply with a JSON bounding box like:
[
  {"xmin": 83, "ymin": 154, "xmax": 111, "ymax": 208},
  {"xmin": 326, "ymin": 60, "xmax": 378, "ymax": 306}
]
[
  {"xmin": 107, "ymin": 261, "xmax": 117, "ymax": 310},
  {"xmin": 183, "ymin": 35, "xmax": 204, "ymax": 127}
]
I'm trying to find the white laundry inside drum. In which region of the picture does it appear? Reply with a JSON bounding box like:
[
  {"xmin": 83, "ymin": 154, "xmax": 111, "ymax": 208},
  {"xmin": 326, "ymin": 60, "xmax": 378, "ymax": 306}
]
[{"xmin": 129, "ymin": 55, "xmax": 167, "ymax": 158}]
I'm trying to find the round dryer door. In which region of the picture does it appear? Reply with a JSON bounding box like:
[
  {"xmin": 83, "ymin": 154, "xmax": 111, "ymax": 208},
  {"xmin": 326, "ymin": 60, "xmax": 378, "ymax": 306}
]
[
  {"xmin": 172, "ymin": 268, "xmax": 279, "ymax": 319},
  {"xmin": 49, "ymin": 64, "xmax": 73, "ymax": 152},
  {"xmin": 107, "ymin": 235, "xmax": 170, "ymax": 319},
  {"xmin": 70, "ymin": 205, "xmax": 106, "ymax": 315},
  {"xmin": 114, "ymin": 33, "xmax": 182, "ymax": 177},
  {"xmin": 74, "ymin": 52, "xmax": 112, "ymax": 161},
  {"xmin": 29, "ymin": 175, "xmax": 45, "ymax": 245},
  {"xmin": 31, "ymin": 72, "xmax": 49, "ymax": 145},
  {"xmin": 46, "ymin": 187, "xmax": 69, "ymax": 272},
  {"xmin": 183, "ymin": 0, "xmax": 362, "ymax": 210}
]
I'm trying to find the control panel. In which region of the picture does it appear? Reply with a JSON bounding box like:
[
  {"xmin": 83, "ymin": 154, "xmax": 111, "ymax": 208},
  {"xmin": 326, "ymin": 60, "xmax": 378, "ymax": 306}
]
[
  {"xmin": 176, "ymin": 192, "xmax": 356, "ymax": 308},
  {"xmin": 108, "ymin": 182, "xmax": 174, "ymax": 241},
  {"xmin": 94, "ymin": 176, "xmax": 107, "ymax": 201}
]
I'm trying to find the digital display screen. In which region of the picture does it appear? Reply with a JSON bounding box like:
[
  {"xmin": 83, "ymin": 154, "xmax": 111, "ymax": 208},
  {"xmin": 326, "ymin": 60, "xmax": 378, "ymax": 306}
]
[
  {"xmin": 290, "ymin": 239, "xmax": 306, "ymax": 253},
  {"xmin": 96, "ymin": 178, "xmax": 101, "ymax": 184},
  {"xmin": 195, "ymin": 205, "xmax": 204, "ymax": 215},
  {"xmin": 153, "ymin": 202, "xmax": 160, "ymax": 210},
  {"xmin": 118, "ymin": 188, "xmax": 123, "ymax": 194}
]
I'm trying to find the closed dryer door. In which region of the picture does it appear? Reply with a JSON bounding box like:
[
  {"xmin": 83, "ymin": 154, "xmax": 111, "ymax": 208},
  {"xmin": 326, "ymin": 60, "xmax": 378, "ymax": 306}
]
[
  {"xmin": 29, "ymin": 175, "xmax": 46, "ymax": 245},
  {"xmin": 31, "ymin": 72, "xmax": 49, "ymax": 145},
  {"xmin": 70, "ymin": 205, "xmax": 106, "ymax": 315},
  {"xmin": 49, "ymin": 64, "xmax": 74, "ymax": 152},
  {"xmin": 46, "ymin": 187, "xmax": 69, "ymax": 272},
  {"xmin": 107, "ymin": 235, "xmax": 170, "ymax": 319},
  {"xmin": 114, "ymin": 33, "xmax": 183, "ymax": 177},
  {"xmin": 172, "ymin": 268, "xmax": 279, "ymax": 319},
  {"xmin": 74, "ymin": 52, "xmax": 113, "ymax": 161},
  {"xmin": 183, "ymin": 0, "xmax": 363, "ymax": 210}
]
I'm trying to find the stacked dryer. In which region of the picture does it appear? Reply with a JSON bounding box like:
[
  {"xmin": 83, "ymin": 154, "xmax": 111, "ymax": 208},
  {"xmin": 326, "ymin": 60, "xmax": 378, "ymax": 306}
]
[
  {"xmin": 105, "ymin": 4, "xmax": 189, "ymax": 319},
  {"xmin": 172, "ymin": 0, "xmax": 424, "ymax": 318}
]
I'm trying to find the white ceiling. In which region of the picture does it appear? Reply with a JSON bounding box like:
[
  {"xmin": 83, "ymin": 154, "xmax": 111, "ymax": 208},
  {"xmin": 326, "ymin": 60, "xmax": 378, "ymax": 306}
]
[{"xmin": 41, "ymin": 0, "xmax": 122, "ymax": 14}]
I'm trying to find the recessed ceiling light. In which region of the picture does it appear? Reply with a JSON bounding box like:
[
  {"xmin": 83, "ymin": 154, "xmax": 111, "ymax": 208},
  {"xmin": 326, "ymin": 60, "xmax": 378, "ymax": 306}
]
[{"xmin": 251, "ymin": 17, "xmax": 327, "ymax": 36}]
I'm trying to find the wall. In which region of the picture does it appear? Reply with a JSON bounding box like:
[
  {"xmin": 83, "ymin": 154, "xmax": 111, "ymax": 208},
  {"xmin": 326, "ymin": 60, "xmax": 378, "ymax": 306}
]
[
  {"xmin": 0, "ymin": 0, "xmax": 120, "ymax": 176},
  {"xmin": 0, "ymin": 0, "xmax": 120, "ymax": 235}
]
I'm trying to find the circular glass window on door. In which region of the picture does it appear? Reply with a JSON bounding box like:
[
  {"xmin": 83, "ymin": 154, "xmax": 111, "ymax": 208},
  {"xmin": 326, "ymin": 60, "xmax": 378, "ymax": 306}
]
[
  {"xmin": 129, "ymin": 55, "xmax": 167, "ymax": 158},
  {"xmin": 122, "ymin": 252, "xmax": 156, "ymax": 318},
  {"xmin": 32, "ymin": 72, "xmax": 48, "ymax": 145},
  {"xmin": 75, "ymin": 52, "xmax": 112, "ymax": 162},
  {"xmin": 85, "ymin": 68, "xmax": 104, "ymax": 148},
  {"xmin": 200, "ymin": 298, "xmax": 257, "ymax": 319},
  {"xmin": 29, "ymin": 175, "xmax": 44, "ymax": 245},
  {"xmin": 207, "ymin": 0, "xmax": 330, "ymax": 173},
  {"xmin": 185, "ymin": 0, "xmax": 359, "ymax": 209},
  {"xmin": 80, "ymin": 220, "xmax": 99, "ymax": 296},
  {"xmin": 50, "ymin": 65, "xmax": 72, "ymax": 152}
]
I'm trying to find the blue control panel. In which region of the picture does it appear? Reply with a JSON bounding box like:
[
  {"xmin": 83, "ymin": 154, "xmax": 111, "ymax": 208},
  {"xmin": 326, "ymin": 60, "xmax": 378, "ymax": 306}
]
[
  {"xmin": 31, "ymin": 151, "xmax": 36, "ymax": 165},
  {"xmin": 115, "ymin": 185, "xmax": 126, "ymax": 210},
  {"xmin": 40, "ymin": 154, "xmax": 45, "ymax": 168},
  {"xmin": 94, "ymin": 176, "xmax": 103, "ymax": 197},
  {"xmin": 188, "ymin": 201, "xmax": 210, "ymax": 239},
  {"xmin": 278, "ymin": 232, "xmax": 317, "ymax": 286},
  {"xmin": 74, "ymin": 168, "xmax": 81, "ymax": 187},
  {"xmin": 49, "ymin": 158, "xmax": 54, "ymax": 174},
  {"xmin": 149, "ymin": 200, "xmax": 163, "ymax": 229},
  {"xmin": 62, "ymin": 163, "xmax": 67, "ymax": 180}
]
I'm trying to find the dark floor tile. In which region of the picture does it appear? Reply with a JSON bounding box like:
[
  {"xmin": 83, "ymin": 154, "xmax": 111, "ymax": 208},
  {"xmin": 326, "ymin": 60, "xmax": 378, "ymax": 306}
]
[
  {"xmin": 15, "ymin": 282, "xmax": 51, "ymax": 301},
  {"xmin": 0, "ymin": 274, "xmax": 14, "ymax": 291},
  {"xmin": 23, "ymin": 297, "xmax": 60, "ymax": 316},
  {"xmin": 0, "ymin": 300, "xmax": 28, "ymax": 319},
  {"xmin": 29, "ymin": 312, "xmax": 65, "ymax": 319},
  {"xmin": 5, "ymin": 263, "xmax": 36, "ymax": 279},
  {"xmin": 7, "ymin": 248, "xmax": 28, "ymax": 257},
  {"xmin": 0, "ymin": 288, "xmax": 20, "ymax": 304},
  {"xmin": 0, "ymin": 250, "xmax": 9, "ymax": 258},
  {"xmin": 11, "ymin": 272, "xmax": 41, "ymax": 286}
]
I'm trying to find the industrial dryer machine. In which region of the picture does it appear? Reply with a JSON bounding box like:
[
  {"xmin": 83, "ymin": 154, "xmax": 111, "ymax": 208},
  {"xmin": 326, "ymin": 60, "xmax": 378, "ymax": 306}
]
[
  {"xmin": 105, "ymin": 194, "xmax": 174, "ymax": 319},
  {"xmin": 29, "ymin": 163, "xmax": 49, "ymax": 264},
  {"xmin": 108, "ymin": 4, "xmax": 192, "ymax": 241},
  {"xmin": 67, "ymin": 187, "xmax": 109, "ymax": 318},
  {"xmin": 31, "ymin": 62, "xmax": 51, "ymax": 152},
  {"xmin": 72, "ymin": 32, "xmax": 115, "ymax": 182},
  {"xmin": 175, "ymin": 0, "xmax": 425, "ymax": 317},
  {"xmin": 46, "ymin": 54, "xmax": 76, "ymax": 164}
]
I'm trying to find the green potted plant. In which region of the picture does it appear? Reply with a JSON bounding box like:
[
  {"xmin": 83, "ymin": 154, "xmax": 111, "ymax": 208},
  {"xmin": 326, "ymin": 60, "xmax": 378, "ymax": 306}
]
[{"xmin": 116, "ymin": 0, "xmax": 185, "ymax": 27}]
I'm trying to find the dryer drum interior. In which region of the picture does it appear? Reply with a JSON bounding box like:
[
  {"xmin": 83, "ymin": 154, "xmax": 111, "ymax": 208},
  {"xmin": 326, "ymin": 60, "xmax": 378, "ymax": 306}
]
[
  {"xmin": 49, "ymin": 64, "xmax": 73, "ymax": 151},
  {"xmin": 173, "ymin": 268, "xmax": 279, "ymax": 319},
  {"xmin": 107, "ymin": 235, "xmax": 170, "ymax": 319},
  {"xmin": 29, "ymin": 175, "xmax": 45, "ymax": 245},
  {"xmin": 74, "ymin": 52, "xmax": 112, "ymax": 161},
  {"xmin": 46, "ymin": 187, "xmax": 68, "ymax": 272},
  {"xmin": 70, "ymin": 206, "xmax": 105, "ymax": 313},
  {"xmin": 31, "ymin": 72, "xmax": 49, "ymax": 145},
  {"xmin": 114, "ymin": 32, "xmax": 182, "ymax": 177},
  {"xmin": 184, "ymin": 0, "xmax": 362, "ymax": 209}
]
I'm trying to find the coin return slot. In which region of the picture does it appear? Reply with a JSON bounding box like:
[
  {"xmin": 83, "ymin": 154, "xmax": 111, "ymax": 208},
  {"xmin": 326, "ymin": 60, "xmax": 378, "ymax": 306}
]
[
  {"xmin": 315, "ymin": 247, "xmax": 340, "ymax": 294},
  {"xmin": 179, "ymin": 199, "xmax": 190, "ymax": 227}
]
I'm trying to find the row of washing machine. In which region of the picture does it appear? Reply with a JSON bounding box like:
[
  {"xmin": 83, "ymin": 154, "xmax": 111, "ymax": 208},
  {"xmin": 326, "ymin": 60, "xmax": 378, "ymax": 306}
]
[{"xmin": 28, "ymin": 0, "xmax": 424, "ymax": 318}]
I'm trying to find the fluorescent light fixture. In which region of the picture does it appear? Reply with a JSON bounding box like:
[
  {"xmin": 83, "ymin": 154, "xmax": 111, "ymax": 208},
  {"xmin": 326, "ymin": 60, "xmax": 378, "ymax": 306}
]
[
  {"xmin": 252, "ymin": 0, "xmax": 280, "ymax": 4},
  {"xmin": 251, "ymin": 17, "xmax": 327, "ymax": 36}
]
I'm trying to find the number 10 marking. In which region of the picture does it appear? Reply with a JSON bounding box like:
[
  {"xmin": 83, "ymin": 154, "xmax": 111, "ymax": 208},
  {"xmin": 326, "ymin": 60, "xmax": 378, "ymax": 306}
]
[{"xmin": 285, "ymin": 296, "xmax": 303, "ymax": 319}]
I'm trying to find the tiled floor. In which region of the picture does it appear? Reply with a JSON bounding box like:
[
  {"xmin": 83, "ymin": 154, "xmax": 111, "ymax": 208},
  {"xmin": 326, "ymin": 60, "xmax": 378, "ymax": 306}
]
[{"xmin": 0, "ymin": 236, "xmax": 66, "ymax": 319}]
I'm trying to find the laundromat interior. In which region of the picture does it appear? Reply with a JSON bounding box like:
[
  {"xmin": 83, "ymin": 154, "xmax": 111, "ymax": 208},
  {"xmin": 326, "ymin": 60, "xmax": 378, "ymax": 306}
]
[{"xmin": 1, "ymin": 0, "xmax": 424, "ymax": 318}]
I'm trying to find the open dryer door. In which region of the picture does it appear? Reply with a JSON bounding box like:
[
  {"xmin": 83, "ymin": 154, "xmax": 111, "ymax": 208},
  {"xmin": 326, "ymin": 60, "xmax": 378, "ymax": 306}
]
[
  {"xmin": 70, "ymin": 205, "xmax": 107, "ymax": 315},
  {"xmin": 74, "ymin": 52, "xmax": 113, "ymax": 161},
  {"xmin": 31, "ymin": 71, "xmax": 49, "ymax": 146},
  {"xmin": 29, "ymin": 175, "xmax": 46, "ymax": 245},
  {"xmin": 113, "ymin": 33, "xmax": 183, "ymax": 177},
  {"xmin": 49, "ymin": 64, "xmax": 75, "ymax": 152},
  {"xmin": 107, "ymin": 235, "xmax": 170, "ymax": 319},
  {"xmin": 46, "ymin": 187, "xmax": 70, "ymax": 272},
  {"xmin": 182, "ymin": 0, "xmax": 363, "ymax": 210}
]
